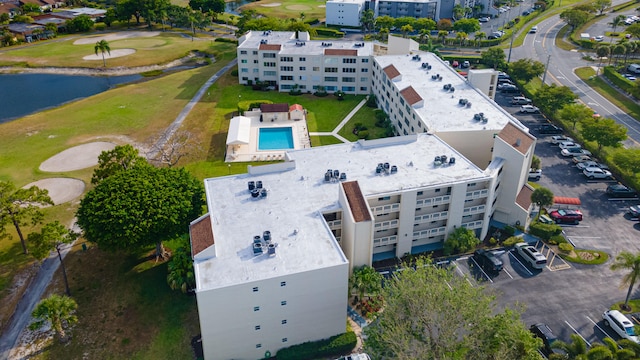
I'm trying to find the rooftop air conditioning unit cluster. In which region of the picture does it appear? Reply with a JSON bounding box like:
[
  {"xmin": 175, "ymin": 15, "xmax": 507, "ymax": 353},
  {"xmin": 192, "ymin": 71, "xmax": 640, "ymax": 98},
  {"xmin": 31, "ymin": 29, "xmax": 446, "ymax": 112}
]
[
  {"xmin": 443, "ymin": 84, "xmax": 455, "ymax": 92},
  {"xmin": 431, "ymin": 74, "xmax": 442, "ymax": 81},
  {"xmin": 261, "ymin": 30, "xmax": 272, "ymax": 36},
  {"xmin": 412, "ymin": 54, "xmax": 422, "ymax": 61},
  {"xmin": 252, "ymin": 231, "xmax": 277, "ymax": 256},
  {"xmin": 259, "ymin": 39, "xmax": 268, "ymax": 44},
  {"xmin": 433, "ymin": 155, "xmax": 455, "ymax": 167},
  {"xmin": 295, "ymin": 41, "xmax": 306, "ymax": 47},
  {"xmin": 248, "ymin": 180, "xmax": 268, "ymax": 199},
  {"xmin": 421, "ymin": 62, "xmax": 432, "ymax": 70},
  {"xmin": 324, "ymin": 169, "xmax": 347, "ymax": 182},
  {"xmin": 458, "ymin": 98, "xmax": 469, "ymax": 106},
  {"xmin": 375, "ymin": 162, "xmax": 398, "ymax": 175},
  {"xmin": 354, "ymin": 42, "xmax": 366, "ymax": 47},
  {"xmin": 473, "ymin": 113, "xmax": 488, "ymax": 123},
  {"xmin": 321, "ymin": 42, "xmax": 333, "ymax": 47}
]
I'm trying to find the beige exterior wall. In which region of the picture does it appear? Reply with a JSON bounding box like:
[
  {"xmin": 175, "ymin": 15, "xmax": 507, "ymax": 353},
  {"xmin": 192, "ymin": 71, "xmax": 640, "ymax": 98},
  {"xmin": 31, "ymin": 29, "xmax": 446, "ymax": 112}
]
[
  {"xmin": 196, "ymin": 264, "xmax": 349, "ymax": 360},
  {"xmin": 338, "ymin": 184, "xmax": 374, "ymax": 269},
  {"xmin": 467, "ymin": 69, "xmax": 498, "ymax": 100},
  {"xmin": 436, "ymin": 130, "xmax": 496, "ymax": 168}
]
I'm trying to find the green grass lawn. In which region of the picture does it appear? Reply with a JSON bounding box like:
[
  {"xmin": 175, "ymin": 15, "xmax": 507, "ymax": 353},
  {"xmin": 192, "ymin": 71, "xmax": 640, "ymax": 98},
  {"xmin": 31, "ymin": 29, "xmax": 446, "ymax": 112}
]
[
  {"xmin": 0, "ymin": 32, "xmax": 220, "ymax": 68},
  {"xmin": 311, "ymin": 136, "xmax": 345, "ymax": 146},
  {"xmin": 238, "ymin": 0, "xmax": 327, "ymax": 21},
  {"xmin": 337, "ymin": 105, "xmax": 389, "ymax": 141}
]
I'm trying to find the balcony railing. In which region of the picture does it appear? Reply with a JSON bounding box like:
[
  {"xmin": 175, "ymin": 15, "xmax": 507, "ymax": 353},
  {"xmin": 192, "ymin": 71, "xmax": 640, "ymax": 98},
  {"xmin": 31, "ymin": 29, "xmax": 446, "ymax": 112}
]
[
  {"xmin": 414, "ymin": 211, "xmax": 449, "ymax": 224},
  {"xmin": 416, "ymin": 195, "xmax": 450, "ymax": 207},
  {"xmin": 326, "ymin": 219, "xmax": 342, "ymax": 229},
  {"xmin": 373, "ymin": 235, "xmax": 398, "ymax": 246},
  {"xmin": 371, "ymin": 203, "xmax": 400, "ymax": 216},
  {"xmin": 461, "ymin": 220, "xmax": 483, "ymax": 230},
  {"xmin": 374, "ymin": 219, "xmax": 399, "ymax": 230},
  {"xmin": 412, "ymin": 226, "xmax": 446, "ymax": 240},
  {"xmin": 462, "ymin": 205, "xmax": 486, "ymax": 216},
  {"xmin": 465, "ymin": 189, "xmax": 489, "ymax": 200}
]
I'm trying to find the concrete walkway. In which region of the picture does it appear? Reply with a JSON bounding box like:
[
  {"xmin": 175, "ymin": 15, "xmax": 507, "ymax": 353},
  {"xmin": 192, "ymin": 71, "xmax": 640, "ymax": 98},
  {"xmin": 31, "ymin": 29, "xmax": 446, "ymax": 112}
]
[{"xmin": 309, "ymin": 98, "xmax": 367, "ymax": 143}]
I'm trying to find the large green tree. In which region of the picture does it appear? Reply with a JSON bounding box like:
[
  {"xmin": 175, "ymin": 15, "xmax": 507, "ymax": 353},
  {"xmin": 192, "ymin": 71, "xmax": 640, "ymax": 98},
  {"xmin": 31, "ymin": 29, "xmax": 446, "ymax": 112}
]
[
  {"xmin": 360, "ymin": 9, "xmax": 375, "ymax": 34},
  {"xmin": 0, "ymin": 181, "xmax": 53, "ymax": 254},
  {"xmin": 91, "ymin": 144, "xmax": 146, "ymax": 185},
  {"xmin": 452, "ymin": 18, "xmax": 480, "ymax": 34},
  {"xmin": 557, "ymin": 103, "xmax": 594, "ymax": 130},
  {"xmin": 189, "ymin": 0, "xmax": 224, "ymax": 14},
  {"xmin": 349, "ymin": 265, "xmax": 383, "ymax": 304},
  {"xmin": 613, "ymin": 149, "xmax": 640, "ymax": 175},
  {"xmin": 29, "ymin": 294, "xmax": 78, "ymax": 343},
  {"xmin": 559, "ymin": 9, "xmax": 590, "ymax": 29},
  {"xmin": 28, "ymin": 221, "xmax": 79, "ymax": 295},
  {"xmin": 610, "ymin": 251, "xmax": 640, "ymax": 309},
  {"xmin": 627, "ymin": 23, "xmax": 640, "ymax": 40},
  {"xmin": 508, "ymin": 58, "xmax": 545, "ymax": 82},
  {"xmin": 66, "ymin": 14, "xmax": 94, "ymax": 33},
  {"xmin": 364, "ymin": 258, "xmax": 542, "ymax": 359},
  {"xmin": 76, "ymin": 165, "xmax": 205, "ymax": 258},
  {"xmin": 533, "ymin": 84, "xmax": 577, "ymax": 114},
  {"xmin": 481, "ymin": 47, "xmax": 506, "ymax": 70},
  {"xmin": 594, "ymin": 0, "xmax": 612, "ymax": 15},
  {"xmin": 581, "ymin": 117, "xmax": 627, "ymax": 150},
  {"xmin": 531, "ymin": 187, "xmax": 554, "ymax": 214},
  {"xmin": 443, "ymin": 226, "xmax": 480, "ymax": 255},
  {"xmin": 167, "ymin": 237, "xmax": 196, "ymax": 293}
]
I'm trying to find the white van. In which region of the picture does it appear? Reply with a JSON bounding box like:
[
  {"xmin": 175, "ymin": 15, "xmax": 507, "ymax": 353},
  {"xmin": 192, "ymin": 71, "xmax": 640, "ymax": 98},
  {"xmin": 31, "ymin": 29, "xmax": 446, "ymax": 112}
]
[
  {"xmin": 628, "ymin": 64, "xmax": 640, "ymax": 74},
  {"xmin": 603, "ymin": 310, "xmax": 640, "ymax": 343}
]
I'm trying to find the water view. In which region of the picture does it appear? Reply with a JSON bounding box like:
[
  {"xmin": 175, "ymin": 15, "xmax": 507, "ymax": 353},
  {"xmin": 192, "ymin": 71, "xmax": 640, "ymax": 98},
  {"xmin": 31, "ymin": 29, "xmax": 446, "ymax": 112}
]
[{"xmin": 0, "ymin": 73, "xmax": 141, "ymax": 123}]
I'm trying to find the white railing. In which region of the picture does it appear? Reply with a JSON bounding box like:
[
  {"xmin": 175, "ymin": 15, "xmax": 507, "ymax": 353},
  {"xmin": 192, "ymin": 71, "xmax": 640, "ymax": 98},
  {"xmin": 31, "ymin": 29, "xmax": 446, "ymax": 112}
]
[
  {"xmin": 374, "ymin": 219, "xmax": 399, "ymax": 230},
  {"xmin": 462, "ymin": 205, "xmax": 486, "ymax": 216},
  {"xmin": 413, "ymin": 211, "xmax": 449, "ymax": 224},
  {"xmin": 416, "ymin": 195, "xmax": 451, "ymax": 207},
  {"xmin": 373, "ymin": 235, "xmax": 398, "ymax": 246},
  {"xmin": 461, "ymin": 220, "xmax": 483, "ymax": 230},
  {"xmin": 371, "ymin": 203, "xmax": 400, "ymax": 215},
  {"xmin": 412, "ymin": 226, "xmax": 446, "ymax": 240},
  {"xmin": 465, "ymin": 189, "xmax": 489, "ymax": 200}
]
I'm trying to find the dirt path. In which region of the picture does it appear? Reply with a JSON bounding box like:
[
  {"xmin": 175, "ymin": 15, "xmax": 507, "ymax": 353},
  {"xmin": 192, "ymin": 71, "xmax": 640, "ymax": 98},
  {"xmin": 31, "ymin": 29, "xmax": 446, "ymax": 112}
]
[{"xmin": 0, "ymin": 57, "xmax": 238, "ymax": 359}]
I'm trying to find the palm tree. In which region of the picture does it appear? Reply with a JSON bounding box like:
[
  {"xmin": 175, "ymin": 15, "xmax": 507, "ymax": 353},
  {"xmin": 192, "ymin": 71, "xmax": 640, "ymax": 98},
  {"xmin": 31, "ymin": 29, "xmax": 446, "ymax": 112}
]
[
  {"xmin": 453, "ymin": 4, "xmax": 465, "ymax": 20},
  {"xmin": 551, "ymin": 334, "xmax": 588, "ymax": 359},
  {"xmin": 609, "ymin": 15, "xmax": 627, "ymax": 38},
  {"xmin": 610, "ymin": 251, "xmax": 640, "ymax": 310},
  {"xmin": 29, "ymin": 294, "xmax": 78, "ymax": 343},
  {"xmin": 474, "ymin": 31, "xmax": 486, "ymax": 48},
  {"xmin": 530, "ymin": 187, "xmax": 554, "ymax": 215},
  {"xmin": 94, "ymin": 39, "xmax": 110, "ymax": 67},
  {"xmin": 423, "ymin": 38, "xmax": 442, "ymax": 56},
  {"xmin": 612, "ymin": 43, "xmax": 626, "ymax": 66},
  {"xmin": 299, "ymin": 12, "xmax": 305, "ymax": 21},
  {"xmin": 456, "ymin": 31, "xmax": 468, "ymax": 48},
  {"xmin": 596, "ymin": 45, "xmax": 610, "ymax": 73},
  {"xmin": 167, "ymin": 243, "xmax": 196, "ymax": 293},
  {"xmin": 360, "ymin": 9, "xmax": 375, "ymax": 35},
  {"xmin": 418, "ymin": 28, "xmax": 429, "ymax": 44},
  {"xmin": 438, "ymin": 30, "xmax": 448, "ymax": 45}
]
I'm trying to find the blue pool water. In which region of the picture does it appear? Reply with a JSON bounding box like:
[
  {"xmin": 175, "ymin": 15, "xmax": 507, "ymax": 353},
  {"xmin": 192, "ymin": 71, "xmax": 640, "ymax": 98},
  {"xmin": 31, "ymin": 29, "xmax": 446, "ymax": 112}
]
[{"xmin": 258, "ymin": 127, "xmax": 294, "ymax": 150}]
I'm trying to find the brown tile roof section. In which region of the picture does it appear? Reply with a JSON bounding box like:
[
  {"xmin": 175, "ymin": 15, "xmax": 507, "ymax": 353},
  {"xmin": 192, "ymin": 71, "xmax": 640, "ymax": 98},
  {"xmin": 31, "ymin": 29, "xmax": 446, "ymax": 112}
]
[
  {"xmin": 0, "ymin": 2, "xmax": 20, "ymax": 14},
  {"xmin": 289, "ymin": 104, "xmax": 303, "ymax": 112},
  {"xmin": 342, "ymin": 181, "xmax": 372, "ymax": 223},
  {"xmin": 383, "ymin": 65, "xmax": 401, "ymax": 80},
  {"xmin": 190, "ymin": 215, "xmax": 214, "ymax": 257},
  {"xmin": 400, "ymin": 86, "xmax": 423, "ymax": 106},
  {"xmin": 516, "ymin": 184, "xmax": 534, "ymax": 210},
  {"xmin": 497, "ymin": 122, "xmax": 535, "ymax": 155},
  {"xmin": 259, "ymin": 44, "xmax": 281, "ymax": 51},
  {"xmin": 261, "ymin": 103, "xmax": 289, "ymax": 113},
  {"xmin": 324, "ymin": 49, "xmax": 358, "ymax": 56}
]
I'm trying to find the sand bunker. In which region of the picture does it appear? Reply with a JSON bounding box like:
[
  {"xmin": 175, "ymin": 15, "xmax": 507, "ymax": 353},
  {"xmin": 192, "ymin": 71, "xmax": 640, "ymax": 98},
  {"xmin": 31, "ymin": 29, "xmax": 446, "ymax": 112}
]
[
  {"xmin": 73, "ymin": 31, "xmax": 161, "ymax": 45},
  {"xmin": 261, "ymin": 2, "xmax": 281, "ymax": 7},
  {"xmin": 286, "ymin": 4, "xmax": 311, "ymax": 10},
  {"xmin": 82, "ymin": 49, "xmax": 136, "ymax": 60},
  {"xmin": 40, "ymin": 142, "xmax": 116, "ymax": 172},
  {"xmin": 24, "ymin": 178, "xmax": 85, "ymax": 205}
]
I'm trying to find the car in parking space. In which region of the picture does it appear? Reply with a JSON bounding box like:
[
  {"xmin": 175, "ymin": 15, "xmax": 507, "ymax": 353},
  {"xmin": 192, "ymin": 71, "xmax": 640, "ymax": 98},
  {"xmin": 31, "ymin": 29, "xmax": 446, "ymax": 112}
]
[
  {"xmin": 479, "ymin": 16, "xmax": 490, "ymax": 22},
  {"xmin": 558, "ymin": 141, "xmax": 580, "ymax": 150},
  {"xmin": 515, "ymin": 243, "xmax": 547, "ymax": 269},
  {"xmin": 550, "ymin": 135, "xmax": 573, "ymax": 144},
  {"xmin": 538, "ymin": 124, "xmax": 563, "ymax": 134},
  {"xmin": 603, "ymin": 310, "xmax": 640, "ymax": 343},
  {"xmin": 624, "ymin": 74, "xmax": 637, "ymax": 81},
  {"xmin": 501, "ymin": 85, "xmax": 520, "ymax": 94},
  {"xmin": 549, "ymin": 209, "xmax": 583, "ymax": 224},
  {"xmin": 498, "ymin": 78, "xmax": 515, "ymax": 85},
  {"xmin": 519, "ymin": 105, "xmax": 540, "ymax": 113},
  {"xmin": 606, "ymin": 184, "xmax": 638, "ymax": 198},
  {"xmin": 461, "ymin": 60, "xmax": 470, "ymax": 68},
  {"xmin": 473, "ymin": 249, "xmax": 504, "ymax": 274},
  {"xmin": 572, "ymin": 154, "xmax": 592, "ymax": 163},
  {"xmin": 529, "ymin": 26, "xmax": 538, "ymax": 33},
  {"xmin": 583, "ymin": 167, "xmax": 613, "ymax": 180},
  {"xmin": 595, "ymin": 35, "xmax": 604, "ymax": 42},
  {"xmin": 522, "ymin": 9, "xmax": 532, "ymax": 15},
  {"xmin": 498, "ymin": 82, "xmax": 516, "ymax": 90},
  {"xmin": 628, "ymin": 205, "xmax": 640, "ymax": 218},
  {"xmin": 561, "ymin": 147, "xmax": 592, "ymax": 157},
  {"xmin": 530, "ymin": 323, "xmax": 563, "ymax": 357},
  {"xmin": 511, "ymin": 96, "xmax": 532, "ymax": 105},
  {"xmin": 576, "ymin": 160, "xmax": 606, "ymax": 171},
  {"xmin": 528, "ymin": 168, "xmax": 542, "ymax": 180}
]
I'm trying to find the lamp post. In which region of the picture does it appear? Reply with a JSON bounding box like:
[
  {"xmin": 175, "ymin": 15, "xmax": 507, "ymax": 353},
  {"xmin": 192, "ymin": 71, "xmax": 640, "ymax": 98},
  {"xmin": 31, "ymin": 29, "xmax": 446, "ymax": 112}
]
[
  {"xmin": 507, "ymin": 31, "xmax": 515, "ymax": 63},
  {"xmin": 237, "ymin": 94, "xmax": 242, "ymax": 116},
  {"xmin": 541, "ymin": 54, "xmax": 551, "ymax": 85}
]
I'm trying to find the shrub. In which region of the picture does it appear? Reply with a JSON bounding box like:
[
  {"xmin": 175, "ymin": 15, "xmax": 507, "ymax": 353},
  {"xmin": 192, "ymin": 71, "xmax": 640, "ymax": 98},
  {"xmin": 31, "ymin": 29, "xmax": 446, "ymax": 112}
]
[
  {"xmin": 357, "ymin": 130, "xmax": 369, "ymax": 139},
  {"xmin": 366, "ymin": 94, "xmax": 377, "ymax": 108},
  {"xmin": 444, "ymin": 227, "xmax": 480, "ymax": 255},
  {"xmin": 503, "ymin": 225, "xmax": 516, "ymax": 236},
  {"xmin": 528, "ymin": 222, "xmax": 562, "ymax": 240},
  {"xmin": 315, "ymin": 28, "xmax": 345, "ymax": 37},
  {"xmin": 558, "ymin": 243, "xmax": 574, "ymax": 253},
  {"xmin": 276, "ymin": 331, "xmax": 357, "ymax": 360},
  {"xmin": 214, "ymin": 37, "xmax": 238, "ymax": 44},
  {"xmin": 489, "ymin": 237, "xmax": 498, "ymax": 246},
  {"xmin": 230, "ymin": 69, "xmax": 238, "ymax": 77},
  {"xmin": 503, "ymin": 236, "xmax": 524, "ymax": 247},
  {"xmin": 549, "ymin": 234, "xmax": 567, "ymax": 245}
]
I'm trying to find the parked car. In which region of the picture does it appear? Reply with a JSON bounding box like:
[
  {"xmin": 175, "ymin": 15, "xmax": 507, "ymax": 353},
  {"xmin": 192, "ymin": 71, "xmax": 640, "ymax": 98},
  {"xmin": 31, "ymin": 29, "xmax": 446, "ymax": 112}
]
[
  {"xmin": 528, "ymin": 168, "xmax": 542, "ymax": 181},
  {"xmin": 549, "ymin": 209, "xmax": 583, "ymax": 224},
  {"xmin": 624, "ymin": 74, "xmax": 637, "ymax": 81},
  {"xmin": 595, "ymin": 35, "xmax": 604, "ymax": 42},
  {"xmin": 558, "ymin": 141, "xmax": 580, "ymax": 150},
  {"xmin": 628, "ymin": 205, "xmax": 640, "ymax": 218},
  {"xmin": 479, "ymin": 17, "xmax": 490, "ymax": 22},
  {"xmin": 498, "ymin": 82, "xmax": 516, "ymax": 90},
  {"xmin": 461, "ymin": 60, "xmax": 470, "ymax": 68},
  {"xmin": 538, "ymin": 124, "xmax": 563, "ymax": 134},
  {"xmin": 572, "ymin": 154, "xmax": 592, "ymax": 163},
  {"xmin": 473, "ymin": 249, "xmax": 504, "ymax": 274},
  {"xmin": 501, "ymin": 85, "xmax": 520, "ymax": 93},
  {"xmin": 452, "ymin": 60, "xmax": 459, "ymax": 67},
  {"xmin": 522, "ymin": 9, "xmax": 532, "ymax": 15},
  {"xmin": 530, "ymin": 324, "xmax": 564, "ymax": 357},
  {"xmin": 519, "ymin": 105, "xmax": 540, "ymax": 113},
  {"xmin": 583, "ymin": 167, "xmax": 613, "ymax": 180},
  {"xmin": 529, "ymin": 26, "xmax": 538, "ymax": 33},
  {"xmin": 606, "ymin": 184, "xmax": 638, "ymax": 198},
  {"xmin": 603, "ymin": 310, "xmax": 640, "ymax": 343},
  {"xmin": 515, "ymin": 243, "xmax": 547, "ymax": 269},
  {"xmin": 561, "ymin": 147, "xmax": 591, "ymax": 156},
  {"xmin": 576, "ymin": 161, "xmax": 606, "ymax": 170},
  {"xmin": 511, "ymin": 96, "xmax": 532, "ymax": 105},
  {"xmin": 551, "ymin": 135, "xmax": 573, "ymax": 144}
]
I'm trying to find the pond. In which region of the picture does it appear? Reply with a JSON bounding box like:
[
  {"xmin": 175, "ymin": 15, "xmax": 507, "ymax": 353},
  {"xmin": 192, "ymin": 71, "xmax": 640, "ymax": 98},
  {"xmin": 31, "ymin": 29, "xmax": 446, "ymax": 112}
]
[
  {"xmin": 225, "ymin": 0, "xmax": 256, "ymax": 15},
  {"xmin": 0, "ymin": 73, "xmax": 141, "ymax": 123}
]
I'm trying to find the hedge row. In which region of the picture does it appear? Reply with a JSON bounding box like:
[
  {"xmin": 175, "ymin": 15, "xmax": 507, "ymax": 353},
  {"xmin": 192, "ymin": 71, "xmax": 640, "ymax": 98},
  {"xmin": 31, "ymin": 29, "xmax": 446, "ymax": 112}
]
[
  {"xmin": 316, "ymin": 28, "xmax": 345, "ymax": 38},
  {"xmin": 275, "ymin": 331, "xmax": 357, "ymax": 360},
  {"xmin": 528, "ymin": 222, "xmax": 562, "ymax": 240},
  {"xmin": 215, "ymin": 38, "xmax": 238, "ymax": 44}
]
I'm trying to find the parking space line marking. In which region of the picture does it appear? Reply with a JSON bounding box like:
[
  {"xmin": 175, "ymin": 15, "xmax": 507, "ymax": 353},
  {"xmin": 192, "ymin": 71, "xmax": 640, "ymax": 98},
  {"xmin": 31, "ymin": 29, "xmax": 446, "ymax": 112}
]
[
  {"xmin": 508, "ymin": 251, "xmax": 533, "ymax": 276},
  {"xmin": 502, "ymin": 267, "xmax": 514, "ymax": 279},
  {"xmin": 469, "ymin": 256, "xmax": 493, "ymax": 284},
  {"xmin": 443, "ymin": 280, "xmax": 453, "ymax": 290},
  {"xmin": 564, "ymin": 320, "xmax": 591, "ymax": 347},
  {"xmin": 454, "ymin": 261, "xmax": 477, "ymax": 287},
  {"xmin": 586, "ymin": 316, "xmax": 621, "ymax": 348}
]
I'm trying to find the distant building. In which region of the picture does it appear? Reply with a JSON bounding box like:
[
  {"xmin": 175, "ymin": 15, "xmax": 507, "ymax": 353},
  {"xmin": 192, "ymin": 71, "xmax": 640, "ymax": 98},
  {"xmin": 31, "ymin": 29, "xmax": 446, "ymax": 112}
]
[{"xmin": 326, "ymin": 0, "xmax": 366, "ymax": 27}]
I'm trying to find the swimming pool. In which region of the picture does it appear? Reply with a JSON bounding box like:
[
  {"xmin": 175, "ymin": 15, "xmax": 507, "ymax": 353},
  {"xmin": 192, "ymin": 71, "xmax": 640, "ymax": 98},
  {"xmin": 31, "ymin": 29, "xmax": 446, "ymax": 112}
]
[{"xmin": 258, "ymin": 127, "xmax": 294, "ymax": 150}]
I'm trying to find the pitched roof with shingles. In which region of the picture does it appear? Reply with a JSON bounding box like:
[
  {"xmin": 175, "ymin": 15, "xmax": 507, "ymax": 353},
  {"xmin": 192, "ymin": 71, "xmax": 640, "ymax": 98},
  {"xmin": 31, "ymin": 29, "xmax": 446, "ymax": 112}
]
[
  {"xmin": 516, "ymin": 184, "xmax": 534, "ymax": 210},
  {"xmin": 383, "ymin": 64, "xmax": 401, "ymax": 80},
  {"xmin": 190, "ymin": 215, "xmax": 214, "ymax": 257},
  {"xmin": 400, "ymin": 86, "xmax": 423, "ymax": 105},
  {"xmin": 289, "ymin": 104, "xmax": 303, "ymax": 112},
  {"xmin": 259, "ymin": 44, "xmax": 281, "ymax": 51},
  {"xmin": 497, "ymin": 122, "xmax": 535, "ymax": 155},
  {"xmin": 324, "ymin": 49, "xmax": 357, "ymax": 56},
  {"xmin": 261, "ymin": 103, "xmax": 289, "ymax": 113},
  {"xmin": 342, "ymin": 181, "xmax": 371, "ymax": 223}
]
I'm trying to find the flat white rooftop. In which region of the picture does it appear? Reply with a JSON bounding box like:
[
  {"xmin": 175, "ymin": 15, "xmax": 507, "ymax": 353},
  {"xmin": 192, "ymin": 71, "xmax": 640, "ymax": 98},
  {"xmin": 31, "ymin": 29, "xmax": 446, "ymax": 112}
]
[
  {"xmin": 238, "ymin": 31, "xmax": 373, "ymax": 57},
  {"xmin": 196, "ymin": 134, "xmax": 490, "ymax": 291},
  {"xmin": 375, "ymin": 53, "xmax": 516, "ymax": 133}
]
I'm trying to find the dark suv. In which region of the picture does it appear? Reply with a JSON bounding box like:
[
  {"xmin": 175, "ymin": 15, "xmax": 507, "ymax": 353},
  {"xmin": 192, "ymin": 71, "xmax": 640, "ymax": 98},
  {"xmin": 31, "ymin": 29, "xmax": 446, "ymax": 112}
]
[
  {"xmin": 606, "ymin": 184, "xmax": 638, "ymax": 198},
  {"xmin": 538, "ymin": 124, "xmax": 563, "ymax": 135},
  {"xmin": 530, "ymin": 323, "xmax": 563, "ymax": 357},
  {"xmin": 473, "ymin": 249, "xmax": 504, "ymax": 274}
]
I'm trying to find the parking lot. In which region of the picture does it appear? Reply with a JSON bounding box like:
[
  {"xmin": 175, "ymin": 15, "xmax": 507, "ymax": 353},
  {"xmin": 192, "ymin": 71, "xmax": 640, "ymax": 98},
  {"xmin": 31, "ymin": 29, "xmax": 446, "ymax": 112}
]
[{"xmin": 469, "ymin": 90, "xmax": 640, "ymax": 349}]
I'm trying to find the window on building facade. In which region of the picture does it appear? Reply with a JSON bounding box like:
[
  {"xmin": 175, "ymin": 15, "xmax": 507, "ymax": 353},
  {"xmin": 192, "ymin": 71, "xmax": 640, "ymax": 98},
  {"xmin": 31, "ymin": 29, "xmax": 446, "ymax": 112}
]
[
  {"xmin": 280, "ymin": 76, "xmax": 293, "ymax": 81},
  {"xmin": 299, "ymin": 66, "xmax": 306, "ymax": 71},
  {"xmin": 362, "ymin": 58, "xmax": 369, "ymax": 63},
  {"xmin": 342, "ymin": 77, "xmax": 355, "ymax": 82},
  {"xmin": 253, "ymin": 60, "xmax": 258, "ymax": 64},
  {"xmin": 342, "ymin": 68, "xmax": 356, "ymax": 73},
  {"xmin": 299, "ymin": 57, "xmax": 306, "ymax": 61},
  {"xmin": 343, "ymin": 58, "xmax": 356, "ymax": 63},
  {"xmin": 360, "ymin": 87, "xmax": 367, "ymax": 91},
  {"xmin": 263, "ymin": 53, "xmax": 276, "ymax": 58},
  {"xmin": 324, "ymin": 77, "xmax": 338, "ymax": 82},
  {"xmin": 264, "ymin": 71, "xmax": 276, "ymax": 76},
  {"xmin": 280, "ymin": 281, "xmax": 287, "ymax": 287},
  {"xmin": 241, "ymin": 68, "xmax": 248, "ymax": 73},
  {"xmin": 361, "ymin": 68, "xmax": 368, "ymax": 72},
  {"xmin": 280, "ymin": 66, "xmax": 293, "ymax": 71},
  {"xmin": 255, "ymin": 325, "xmax": 261, "ymax": 330},
  {"xmin": 281, "ymin": 56, "xmax": 293, "ymax": 62},
  {"xmin": 254, "ymin": 306, "xmax": 260, "ymax": 311},
  {"xmin": 325, "ymin": 67, "xmax": 338, "ymax": 73},
  {"xmin": 313, "ymin": 67, "xmax": 320, "ymax": 71},
  {"xmin": 282, "ymin": 338, "xmax": 288, "ymax": 343},
  {"xmin": 256, "ymin": 344, "xmax": 262, "ymax": 348},
  {"xmin": 282, "ymin": 320, "xmax": 287, "ymax": 324},
  {"xmin": 240, "ymin": 50, "xmax": 247, "ymax": 54},
  {"xmin": 252, "ymin": 51, "xmax": 258, "ymax": 55},
  {"xmin": 241, "ymin": 59, "xmax": 247, "ymax": 63},
  {"xmin": 252, "ymin": 287, "xmax": 258, "ymax": 292},
  {"xmin": 263, "ymin": 62, "xmax": 275, "ymax": 67},
  {"xmin": 281, "ymin": 301, "xmax": 287, "ymax": 306}
]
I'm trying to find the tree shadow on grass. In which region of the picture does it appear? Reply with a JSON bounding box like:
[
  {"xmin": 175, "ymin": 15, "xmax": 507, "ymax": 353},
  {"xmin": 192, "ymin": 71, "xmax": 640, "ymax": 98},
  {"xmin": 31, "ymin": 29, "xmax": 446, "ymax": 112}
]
[{"xmin": 207, "ymin": 133, "xmax": 228, "ymax": 161}]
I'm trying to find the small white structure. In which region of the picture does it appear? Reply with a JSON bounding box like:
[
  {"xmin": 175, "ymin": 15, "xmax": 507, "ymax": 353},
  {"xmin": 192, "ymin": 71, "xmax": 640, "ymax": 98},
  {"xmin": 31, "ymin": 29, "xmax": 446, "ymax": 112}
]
[
  {"xmin": 289, "ymin": 104, "xmax": 305, "ymax": 121},
  {"xmin": 325, "ymin": 0, "xmax": 366, "ymax": 27},
  {"xmin": 226, "ymin": 116, "xmax": 252, "ymax": 147}
]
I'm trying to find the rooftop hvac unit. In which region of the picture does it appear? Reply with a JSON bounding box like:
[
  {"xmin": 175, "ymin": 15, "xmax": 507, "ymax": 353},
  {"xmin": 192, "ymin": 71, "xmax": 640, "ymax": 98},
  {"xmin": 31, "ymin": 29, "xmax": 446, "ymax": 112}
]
[
  {"xmin": 449, "ymin": 157, "xmax": 456, "ymax": 165},
  {"xmin": 434, "ymin": 156, "xmax": 442, "ymax": 166},
  {"xmin": 440, "ymin": 155, "xmax": 447, "ymax": 163},
  {"xmin": 449, "ymin": 86, "xmax": 455, "ymax": 92},
  {"xmin": 443, "ymin": 84, "xmax": 451, "ymax": 90},
  {"xmin": 339, "ymin": 173, "xmax": 347, "ymax": 181},
  {"xmin": 268, "ymin": 243, "xmax": 276, "ymax": 255},
  {"xmin": 253, "ymin": 235, "xmax": 261, "ymax": 244},
  {"xmin": 324, "ymin": 172, "xmax": 331, "ymax": 182},
  {"xmin": 256, "ymin": 180, "xmax": 263, "ymax": 189},
  {"xmin": 253, "ymin": 242, "xmax": 263, "ymax": 255},
  {"xmin": 458, "ymin": 99, "xmax": 468, "ymax": 105},
  {"xmin": 466, "ymin": 102, "xmax": 472, "ymax": 108},
  {"xmin": 260, "ymin": 189, "xmax": 267, "ymax": 198},
  {"xmin": 390, "ymin": 165, "xmax": 398, "ymax": 174},
  {"xmin": 333, "ymin": 169, "xmax": 340, "ymax": 178},
  {"xmin": 251, "ymin": 189, "xmax": 260, "ymax": 198},
  {"xmin": 263, "ymin": 230, "xmax": 271, "ymax": 242},
  {"xmin": 248, "ymin": 181, "xmax": 255, "ymax": 191}
]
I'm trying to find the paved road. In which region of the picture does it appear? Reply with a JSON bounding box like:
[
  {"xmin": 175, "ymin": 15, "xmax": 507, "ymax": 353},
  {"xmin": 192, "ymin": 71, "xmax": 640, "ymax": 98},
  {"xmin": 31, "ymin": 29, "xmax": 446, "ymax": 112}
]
[{"xmin": 510, "ymin": 4, "xmax": 640, "ymax": 146}]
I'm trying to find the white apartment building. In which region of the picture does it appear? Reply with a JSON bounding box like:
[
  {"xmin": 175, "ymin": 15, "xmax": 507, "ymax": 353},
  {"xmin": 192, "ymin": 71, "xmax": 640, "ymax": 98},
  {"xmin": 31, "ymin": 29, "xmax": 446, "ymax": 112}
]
[
  {"xmin": 195, "ymin": 32, "xmax": 536, "ymax": 360},
  {"xmin": 325, "ymin": 0, "xmax": 366, "ymax": 27}
]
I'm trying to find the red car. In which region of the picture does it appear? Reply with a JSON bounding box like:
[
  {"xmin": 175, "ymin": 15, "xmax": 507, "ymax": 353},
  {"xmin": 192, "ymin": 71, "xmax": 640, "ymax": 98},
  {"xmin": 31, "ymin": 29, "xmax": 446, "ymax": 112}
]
[{"xmin": 549, "ymin": 209, "xmax": 583, "ymax": 224}]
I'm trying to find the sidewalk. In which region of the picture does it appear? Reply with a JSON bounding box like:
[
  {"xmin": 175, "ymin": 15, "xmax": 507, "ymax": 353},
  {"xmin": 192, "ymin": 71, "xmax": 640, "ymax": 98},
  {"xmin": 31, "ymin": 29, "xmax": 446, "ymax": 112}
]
[{"xmin": 309, "ymin": 98, "xmax": 367, "ymax": 143}]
